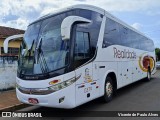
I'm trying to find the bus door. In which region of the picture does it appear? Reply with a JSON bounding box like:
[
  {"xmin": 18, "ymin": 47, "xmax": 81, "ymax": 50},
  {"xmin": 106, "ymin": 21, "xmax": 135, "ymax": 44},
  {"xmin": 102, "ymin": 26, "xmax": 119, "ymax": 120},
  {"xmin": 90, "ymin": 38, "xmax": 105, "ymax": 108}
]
[{"xmin": 74, "ymin": 28, "xmax": 98, "ymax": 106}]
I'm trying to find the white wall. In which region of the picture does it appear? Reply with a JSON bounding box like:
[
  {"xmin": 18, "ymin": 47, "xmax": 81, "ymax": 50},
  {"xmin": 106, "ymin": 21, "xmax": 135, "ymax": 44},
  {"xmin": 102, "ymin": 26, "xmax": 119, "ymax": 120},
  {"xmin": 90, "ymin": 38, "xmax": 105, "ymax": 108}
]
[{"xmin": 0, "ymin": 60, "xmax": 17, "ymax": 90}]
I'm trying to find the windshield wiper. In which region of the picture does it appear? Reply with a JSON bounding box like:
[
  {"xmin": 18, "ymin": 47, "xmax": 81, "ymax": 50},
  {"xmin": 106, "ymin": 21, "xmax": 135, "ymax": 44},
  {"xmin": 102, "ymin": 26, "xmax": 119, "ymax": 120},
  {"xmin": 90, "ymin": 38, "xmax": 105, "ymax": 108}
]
[
  {"xmin": 28, "ymin": 40, "xmax": 35, "ymax": 61},
  {"xmin": 35, "ymin": 38, "xmax": 49, "ymax": 73}
]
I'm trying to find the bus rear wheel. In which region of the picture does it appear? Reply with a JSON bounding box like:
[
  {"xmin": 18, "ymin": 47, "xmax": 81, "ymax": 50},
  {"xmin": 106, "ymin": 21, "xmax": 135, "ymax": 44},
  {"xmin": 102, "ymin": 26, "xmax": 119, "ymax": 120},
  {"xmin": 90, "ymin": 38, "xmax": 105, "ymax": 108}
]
[{"xmin": 103, "ymin": 77, "xmax": 114, "ymax": 103}]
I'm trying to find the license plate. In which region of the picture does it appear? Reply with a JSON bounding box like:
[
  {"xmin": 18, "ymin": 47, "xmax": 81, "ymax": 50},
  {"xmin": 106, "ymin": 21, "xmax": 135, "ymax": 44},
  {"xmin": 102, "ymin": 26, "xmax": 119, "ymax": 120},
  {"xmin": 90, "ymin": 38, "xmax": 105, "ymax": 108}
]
[{"xmin": 28, "ymin": 98, "xmax": 39, "ymax": 104}]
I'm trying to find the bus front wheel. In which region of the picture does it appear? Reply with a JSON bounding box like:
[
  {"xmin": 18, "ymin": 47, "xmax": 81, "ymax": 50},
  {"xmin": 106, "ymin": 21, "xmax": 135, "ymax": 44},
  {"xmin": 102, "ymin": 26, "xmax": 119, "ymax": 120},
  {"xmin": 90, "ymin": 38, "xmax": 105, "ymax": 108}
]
[{"xmin": 103, "ymin": 77, "xmax": 114, "ymax": 103}]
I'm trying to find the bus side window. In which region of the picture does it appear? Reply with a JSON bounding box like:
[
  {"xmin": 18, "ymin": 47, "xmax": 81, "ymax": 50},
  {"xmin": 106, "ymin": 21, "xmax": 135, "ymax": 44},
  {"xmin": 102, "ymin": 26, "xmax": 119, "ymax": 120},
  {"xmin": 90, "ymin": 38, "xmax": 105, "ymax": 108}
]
[
  {"xmin": 74, "ymin": 31, "xmax": 91, "ymax": 68},
  {"xmin": 102, "ymin": 18, "xmax": 121, "ymax": 48}
]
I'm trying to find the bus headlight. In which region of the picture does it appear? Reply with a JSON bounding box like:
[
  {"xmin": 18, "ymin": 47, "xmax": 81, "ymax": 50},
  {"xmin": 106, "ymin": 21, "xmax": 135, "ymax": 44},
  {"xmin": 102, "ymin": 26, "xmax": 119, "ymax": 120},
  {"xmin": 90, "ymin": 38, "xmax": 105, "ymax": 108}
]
[
  {"xmin": 17, "ymin": 75, "xmax": 81, "ymax": 95},
  {"xmin": 48, "ymin": 77, "xmax": 75, "ymax": 92}
]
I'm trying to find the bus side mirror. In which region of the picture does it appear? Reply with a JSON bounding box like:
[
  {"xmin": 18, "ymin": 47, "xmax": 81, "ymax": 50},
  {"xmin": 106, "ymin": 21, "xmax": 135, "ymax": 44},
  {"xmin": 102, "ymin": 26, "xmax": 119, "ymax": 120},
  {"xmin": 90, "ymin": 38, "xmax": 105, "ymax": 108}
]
[
  {"xmin": 3, "ymin": 34, "xmax": 24, "ymax": 53},
  {"xmin": 61, "ymin": 16, "xmax": 91, "ymax": 41}
]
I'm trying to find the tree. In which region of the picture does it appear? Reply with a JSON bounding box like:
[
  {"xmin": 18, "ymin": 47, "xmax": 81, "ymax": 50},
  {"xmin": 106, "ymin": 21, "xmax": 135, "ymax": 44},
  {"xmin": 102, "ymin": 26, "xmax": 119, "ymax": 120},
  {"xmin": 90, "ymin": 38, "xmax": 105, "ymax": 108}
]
[{"xmin": 155, "ymin": 48, "xmax": 160, "ymax": 61}]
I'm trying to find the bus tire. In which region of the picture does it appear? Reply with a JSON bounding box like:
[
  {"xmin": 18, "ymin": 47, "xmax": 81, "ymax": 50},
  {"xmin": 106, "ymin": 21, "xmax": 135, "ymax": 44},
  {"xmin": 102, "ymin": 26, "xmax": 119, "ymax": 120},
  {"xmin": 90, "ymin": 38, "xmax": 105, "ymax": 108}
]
[{"xmin": 103, "ymin": 77, "xmax": 114, "ymax": 103}]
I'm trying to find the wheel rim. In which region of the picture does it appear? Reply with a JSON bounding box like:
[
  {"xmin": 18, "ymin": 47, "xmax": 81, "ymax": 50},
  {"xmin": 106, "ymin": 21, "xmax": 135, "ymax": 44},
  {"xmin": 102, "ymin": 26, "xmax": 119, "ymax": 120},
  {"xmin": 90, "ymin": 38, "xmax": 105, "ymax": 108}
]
[{"xmin": 106, "ymin": 81, "xmax": 113, "ymax": 97}]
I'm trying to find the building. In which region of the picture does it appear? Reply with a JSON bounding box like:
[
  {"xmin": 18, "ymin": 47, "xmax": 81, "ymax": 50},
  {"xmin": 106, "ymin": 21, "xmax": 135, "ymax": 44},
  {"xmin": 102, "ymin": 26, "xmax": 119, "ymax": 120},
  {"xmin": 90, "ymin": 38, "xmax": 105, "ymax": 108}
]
[{"xmin": 0, "ymin": 26, "xmax": 25, "ymax": 57}]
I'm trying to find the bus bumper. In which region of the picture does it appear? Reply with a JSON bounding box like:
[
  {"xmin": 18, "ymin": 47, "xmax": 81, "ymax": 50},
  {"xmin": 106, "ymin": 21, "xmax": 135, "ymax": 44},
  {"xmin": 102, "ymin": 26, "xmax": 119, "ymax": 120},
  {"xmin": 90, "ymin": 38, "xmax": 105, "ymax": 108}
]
[{"xmin": 16, "ymin": 83, "xmax": 76, "ymax": 109}]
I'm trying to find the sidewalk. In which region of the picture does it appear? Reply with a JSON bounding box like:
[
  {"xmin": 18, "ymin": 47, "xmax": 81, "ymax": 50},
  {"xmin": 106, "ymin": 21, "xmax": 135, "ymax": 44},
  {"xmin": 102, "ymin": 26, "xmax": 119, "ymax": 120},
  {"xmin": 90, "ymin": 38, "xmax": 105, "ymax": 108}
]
[{"xmin": 0, "ymin": 90, "xmax": 28, "ymax": 111}]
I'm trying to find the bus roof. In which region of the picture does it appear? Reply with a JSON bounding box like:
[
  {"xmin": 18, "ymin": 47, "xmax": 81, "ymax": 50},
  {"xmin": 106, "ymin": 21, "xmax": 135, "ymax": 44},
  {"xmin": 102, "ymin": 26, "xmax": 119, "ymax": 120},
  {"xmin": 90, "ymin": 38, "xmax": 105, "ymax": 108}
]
[{"xmin": 30, "ymin": 4, "xmax": 152, "ymax": 42}]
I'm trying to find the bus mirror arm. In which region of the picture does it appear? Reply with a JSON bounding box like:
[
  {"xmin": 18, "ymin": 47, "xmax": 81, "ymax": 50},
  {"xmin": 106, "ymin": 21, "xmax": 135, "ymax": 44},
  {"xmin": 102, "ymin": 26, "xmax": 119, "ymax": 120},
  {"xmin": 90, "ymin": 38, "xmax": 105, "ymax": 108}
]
[
  {"xmin": 61, "ymin": 16, "xmax": 91, "ymax": 41},
  {"xmin": 3, "ymin": 34, "xmax": 24, "ymax": 53}
]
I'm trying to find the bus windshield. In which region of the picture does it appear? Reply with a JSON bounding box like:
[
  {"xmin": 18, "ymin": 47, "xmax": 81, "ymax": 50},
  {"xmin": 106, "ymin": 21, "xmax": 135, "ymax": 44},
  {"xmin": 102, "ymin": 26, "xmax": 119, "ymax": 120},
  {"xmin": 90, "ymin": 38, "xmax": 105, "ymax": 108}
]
[{"xmin": 18, "ymin": 15, "xmax": 69, "ymax": 75}]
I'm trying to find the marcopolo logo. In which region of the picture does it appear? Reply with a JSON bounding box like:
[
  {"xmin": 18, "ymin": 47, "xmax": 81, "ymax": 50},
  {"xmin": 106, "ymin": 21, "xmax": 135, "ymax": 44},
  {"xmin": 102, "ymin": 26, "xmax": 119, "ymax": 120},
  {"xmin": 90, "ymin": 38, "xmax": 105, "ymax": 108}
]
[{"xmin": 113, "ymin": 47, "xmax": 136, "ymax": 59}]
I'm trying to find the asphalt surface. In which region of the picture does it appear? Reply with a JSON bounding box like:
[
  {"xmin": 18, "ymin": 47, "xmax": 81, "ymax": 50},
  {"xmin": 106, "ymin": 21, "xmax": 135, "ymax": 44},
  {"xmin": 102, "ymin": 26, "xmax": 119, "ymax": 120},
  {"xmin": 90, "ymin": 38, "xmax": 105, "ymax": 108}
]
[{"xmin": 2, "ymin": 70, "xmax": 160, "ymax": 120}]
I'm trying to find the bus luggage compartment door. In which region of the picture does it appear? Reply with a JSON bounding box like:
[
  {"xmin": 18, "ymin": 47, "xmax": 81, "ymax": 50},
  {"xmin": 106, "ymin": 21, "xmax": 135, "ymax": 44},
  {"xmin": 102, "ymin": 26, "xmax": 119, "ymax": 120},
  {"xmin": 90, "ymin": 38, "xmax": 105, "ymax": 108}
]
[{"xmin": 75, "ymin": 63, "xmax": 93, "ymax": 106}]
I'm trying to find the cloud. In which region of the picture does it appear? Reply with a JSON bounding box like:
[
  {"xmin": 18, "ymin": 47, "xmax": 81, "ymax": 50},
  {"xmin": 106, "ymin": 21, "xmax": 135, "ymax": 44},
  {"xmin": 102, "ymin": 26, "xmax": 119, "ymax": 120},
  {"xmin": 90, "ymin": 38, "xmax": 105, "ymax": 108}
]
[
  {"xmin": 146, "ymin": 10, "xmax": 160, "ymax": 16},
  {"xmin": 0, "ymin": 18, "xmax": 29, "ymax": 30},
  {"xmin": 0, "ymin": 0, "xmax": 160, "ymax": 30},
  {"xmin": 97, "ymin": 0, "xmax": 160, "ymax": 12},
  {"xmin": 153, "ymin": 39, "xmax": 160, "ymax": 48},
  {"xmin": 131, "ymin": 23, "xmax": 143, "ymax": 30},
  {"xmin": 75, "ymin": 0, "xmax": 87, "ymax": 1}
]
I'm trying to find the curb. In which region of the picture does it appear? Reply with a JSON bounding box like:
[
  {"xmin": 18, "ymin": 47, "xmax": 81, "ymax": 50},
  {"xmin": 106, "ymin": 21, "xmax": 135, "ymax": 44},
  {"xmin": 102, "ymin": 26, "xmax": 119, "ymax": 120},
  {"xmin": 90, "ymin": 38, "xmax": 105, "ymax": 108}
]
[
  {"xmin": 0, "ymin": 103, "xmax": 31, "ymax": 112},
  {"xmin": 0, "ymin": 89, "xmax": 15, "ymax": 93}
]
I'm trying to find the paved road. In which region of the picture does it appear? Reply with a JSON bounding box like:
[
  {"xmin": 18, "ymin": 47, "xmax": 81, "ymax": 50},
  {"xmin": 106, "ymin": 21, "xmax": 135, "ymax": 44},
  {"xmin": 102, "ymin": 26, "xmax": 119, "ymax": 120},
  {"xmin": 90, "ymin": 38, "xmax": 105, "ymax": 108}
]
[{"xmin": 15, "ymin": 70, "xmax": 160, "ymax": 119}]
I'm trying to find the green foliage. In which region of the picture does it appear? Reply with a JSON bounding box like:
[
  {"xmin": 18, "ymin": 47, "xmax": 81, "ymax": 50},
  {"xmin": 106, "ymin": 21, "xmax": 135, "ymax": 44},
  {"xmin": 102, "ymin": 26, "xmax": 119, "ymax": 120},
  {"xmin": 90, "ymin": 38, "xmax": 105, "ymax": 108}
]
[
  {"xmin": 155, "ymin": 48, "xmax": 160, "ymax": 54},
  {"xmin": 155, "ymin": 48, "xmax": 160, "ymax": 61}
]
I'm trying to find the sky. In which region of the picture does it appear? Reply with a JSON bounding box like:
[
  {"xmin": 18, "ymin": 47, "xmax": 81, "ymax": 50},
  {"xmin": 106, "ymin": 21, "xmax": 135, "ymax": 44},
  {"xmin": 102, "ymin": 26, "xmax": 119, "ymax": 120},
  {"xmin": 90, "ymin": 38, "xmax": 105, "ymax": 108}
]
[{"xmin": 0, "ymin": 0, "xmax": 160, "ymax": 48}]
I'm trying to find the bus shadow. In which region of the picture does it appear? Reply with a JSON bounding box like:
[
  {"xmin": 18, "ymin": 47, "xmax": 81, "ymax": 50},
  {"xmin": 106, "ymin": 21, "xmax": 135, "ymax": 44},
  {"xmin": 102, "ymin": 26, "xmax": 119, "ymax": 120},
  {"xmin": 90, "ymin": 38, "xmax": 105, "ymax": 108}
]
[
  {"xmin": 115, "ymin": 78, "xmax": 152, "ymax": 97},
  {"xmin": 32, "ymin": 77, "xmax": 157, "ymax": 116},
  {"xmin": 75, "ymin": 77, "xmax": 156, "ymax": 110}
]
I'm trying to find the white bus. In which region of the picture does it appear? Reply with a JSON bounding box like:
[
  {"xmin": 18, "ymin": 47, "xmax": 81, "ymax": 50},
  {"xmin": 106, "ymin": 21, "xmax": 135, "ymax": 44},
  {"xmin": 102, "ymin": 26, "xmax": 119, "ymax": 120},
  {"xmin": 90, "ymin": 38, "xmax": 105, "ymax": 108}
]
[{"xmin": 4, "ymin": 4, "xmax": 156, "ymax": 108}]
